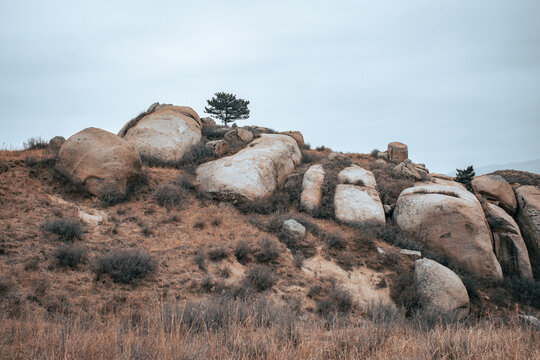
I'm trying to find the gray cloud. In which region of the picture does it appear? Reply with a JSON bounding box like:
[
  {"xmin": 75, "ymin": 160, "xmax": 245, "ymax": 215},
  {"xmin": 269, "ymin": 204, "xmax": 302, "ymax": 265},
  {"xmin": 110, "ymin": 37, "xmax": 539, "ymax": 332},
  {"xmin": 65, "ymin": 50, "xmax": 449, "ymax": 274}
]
[{"xmin": 1, "ymin": 0, "xmax": 539, "ymax": 173}]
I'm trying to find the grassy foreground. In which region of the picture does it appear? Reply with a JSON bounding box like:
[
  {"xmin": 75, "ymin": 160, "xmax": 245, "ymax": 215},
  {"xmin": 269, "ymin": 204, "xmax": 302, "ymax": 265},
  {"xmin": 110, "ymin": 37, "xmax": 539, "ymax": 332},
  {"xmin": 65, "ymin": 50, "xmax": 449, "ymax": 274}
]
[{"xmin": 1, "ymin": 299, "xmax": 538, "ymax": 360}]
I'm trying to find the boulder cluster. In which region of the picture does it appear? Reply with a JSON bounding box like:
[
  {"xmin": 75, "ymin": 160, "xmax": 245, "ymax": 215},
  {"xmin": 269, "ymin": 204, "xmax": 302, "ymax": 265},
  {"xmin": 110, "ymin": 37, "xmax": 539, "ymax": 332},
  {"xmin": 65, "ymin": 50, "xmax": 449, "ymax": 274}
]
[{"xmin": 52, "ymin": 102, "xmax": 540, "ymax": 319}]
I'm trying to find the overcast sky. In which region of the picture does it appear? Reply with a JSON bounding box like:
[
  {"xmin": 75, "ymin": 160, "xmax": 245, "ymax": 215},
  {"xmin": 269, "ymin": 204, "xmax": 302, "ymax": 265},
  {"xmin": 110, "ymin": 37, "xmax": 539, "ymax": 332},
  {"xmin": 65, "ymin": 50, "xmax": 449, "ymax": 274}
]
[{"xmin": 1, "ymin": 0, "xmax": 539, "ymax": 174}]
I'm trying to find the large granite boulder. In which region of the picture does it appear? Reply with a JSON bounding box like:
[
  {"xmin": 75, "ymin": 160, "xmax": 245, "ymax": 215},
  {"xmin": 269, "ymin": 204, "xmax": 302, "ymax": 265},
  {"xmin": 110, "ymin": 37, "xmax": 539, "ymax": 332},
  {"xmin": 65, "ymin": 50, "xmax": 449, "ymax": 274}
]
[
  {"xmin": 387, "ymin": 142, "xmax": 408, "ymax": 163},
  {"xmin": 337, "ymin": 164, "xmax": 377, "ymax": 188},
  {"xmin": 515, "ymin": 185, "xmax": 540, "ymax": 279},
  {"xmin": 334, "ymin": 185, "xmax": 386, "ymax": 225},
  {"xmin": 196, "ymin": 134, "xmax": 301, "ymax": 200},
  {"xmin": 472, "ymin": 175, "xmax": 517, "ymax": 214},
  {"xmin": 334, "ymin": 165, "xmax": 385, "ymax": 224},
  {"xmin": 485, "ymin": 203, "xmax": 533, "ymax": 279},
  {"xmin": 56, "ymin": 128, "xmax": 142, "ymax": 199},
  {"xmin": 300, "ymin": 164, "xmax": 325, "ymax": 211},
  {"xmin": 394, "ymin": 183, "xmax": 503, "ymax": 280},
  {"xmin": 118, "ymin": 104, "xmax": 202, "ymax": 162},
  {"xmin": 394, "ymin": 160, "xmax": 421, "ymax": 180},
  {"xmin": 414, "ymin": 258, "xmax": 469, "ymax": 320}
]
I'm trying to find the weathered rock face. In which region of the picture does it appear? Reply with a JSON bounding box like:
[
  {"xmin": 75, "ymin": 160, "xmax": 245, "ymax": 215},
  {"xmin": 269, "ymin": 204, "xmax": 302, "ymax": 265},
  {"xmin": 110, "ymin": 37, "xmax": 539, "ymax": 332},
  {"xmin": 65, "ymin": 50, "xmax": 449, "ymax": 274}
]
[
  {"xmin": 394, "ymin": 160, "xmax": 421, "ymax": 180},
  {"xmin": 48, "ymin": 136, "xmax": 66, "ymax": 155},
  {"xmin": 472, "ymin": 175, "xmax": 517, "ymax": 214},
  {"xmin": 485, "ymin": 203, "xmax": 533, "ymax": 279},
  {"xmin": 279, "ymin": 131, "xmax": 305, "ymax": 148},
  {"xmin": 224, "ymin": 128, "xmax": 253, "ymax": 143},
  {"xmin": 515, "ymin": 185, "xmax": 540, "ymax": 279},
  {"xmin": 196, "ymin": 134, "xmax": 301, "ymax": 200},
  {"xmin": 119, "ymin": 105, "xmax": 202, "ymax": 162},
  {"xmin": 334, "ymin": 165, "xmax": 385, "ymax": 224},
  {"xmin": 334, "ymin": 184, "xmax": 386, "ymax": 225},
  {"xmin": 56, "ymin": 127, "xmax": 142, "ymax": 199},
  {"xmin": 301, "ymin": 164, "xmax": 325, "ymax": 211},
  {"xmin": 388, "ymin": 142, "xmax": 408, "ymax": 162},
  {"xmin": 337, "ymin": 164, "xmax": 377, "ymax": 188},
  {"xmin": 394, "ymin": 183, "xmax": 503, "ymax": 280},
  {"xmin": 200, "ymin": 117, "xmax": 216, "ymax": 126},
  {"xmin": 205, "ymin": 140, "xmax": 229, "ymax": 157},
  {"xmin": 414, "ymin": 258, "xmax": 469, "ymax": 320}
]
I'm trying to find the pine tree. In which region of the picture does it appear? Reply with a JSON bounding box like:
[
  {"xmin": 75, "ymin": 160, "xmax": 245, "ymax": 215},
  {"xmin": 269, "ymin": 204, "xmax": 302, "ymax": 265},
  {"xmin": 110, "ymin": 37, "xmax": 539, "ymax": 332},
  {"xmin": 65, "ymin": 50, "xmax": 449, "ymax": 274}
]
[
  {"xmin": 455, "ymin": 165, "xmax": 475, "ymax": 192},
  {"xmin": 204, "ymin": 92, "xmax": 250, "ymax": 126}
]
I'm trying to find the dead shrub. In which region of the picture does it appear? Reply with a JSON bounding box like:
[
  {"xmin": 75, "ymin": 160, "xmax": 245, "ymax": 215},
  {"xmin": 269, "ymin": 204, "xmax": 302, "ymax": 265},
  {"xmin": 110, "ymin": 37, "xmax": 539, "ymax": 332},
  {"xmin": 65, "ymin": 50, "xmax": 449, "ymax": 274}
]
[
  {"xmin": 234, "ymin": 240, "xmax": 251, "ymax": 264},
  {"xmin": 42, "ymin": 218, "xmax": 83, "ymax": 241},
  {"xmin": 237, "ymin": 193, "xmax": 288, "ymax": 215},
  {"xmin": 194, "ymin": 248, "xmax": 207, "ymax": 270},
  {"xmin": 254, "ymin": 238, "xmax": 280, "ymax": 263},
  {"xmin": 244, "ymin": 265, "xmax": 276, "ymax": 292},
  {"xmin": 371, "ymin": 163, "xmax": 415, "ymax": 205},
  {"xmin": 314, "ymin": 157, "xmax": 352, "ymax": 218},
  {"xmin": 93, "ymin": 249, "xmax": 157, "ymax": 285},
  {"xmin": 52, "ymin": 245, "xmax": 88, "ymax": 269},
  {"xmin": 24, "ymin": 137, "xmax": 48, "ymax": 150},
  {"xmin": 301, "ymin": 150, "xmax": 323, "ymax": 164},
  {"xmin": 389, "ymin": 267, "xmax": 421, "ymax": 316},
  {"xmin": 153, "ymin": 183, "xmax": 186, "ymax": 210},
  {"xmin": 207, "ymin": 244, "xmax": 228, "ymax": 262}
]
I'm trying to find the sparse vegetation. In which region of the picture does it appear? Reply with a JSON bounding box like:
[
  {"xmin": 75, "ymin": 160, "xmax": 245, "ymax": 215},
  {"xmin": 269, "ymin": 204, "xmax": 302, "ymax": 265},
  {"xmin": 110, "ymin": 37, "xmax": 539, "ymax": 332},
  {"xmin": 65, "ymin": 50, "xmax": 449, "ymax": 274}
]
[
  {"xmin": 23, "ymin": 137, "xmax": 48, "ymax": 150},
  {"xmin": 207, "ymin": 244, "xmax": 228, "ymax": 262},
  {"xmin": 244, "ymin": 265, "xmax": 276, "ymax": 292},
  {"xmin": 93, "ymin": 249, "xmax": 157, "ymax": 285},
  {"xmin": 254, "ymin": 238, "xmax": 280, "ymax": 263},
  {"xmin": 153, "ymin": 183, "xmax": 186, "ymax": 210},
  {"xmin": 234, "ymin": 240, "xmax": 251, "ymax": 264},
  {"xmin": 370, "ymin": 162, "xmax": 415, "ymax": 205},
  {"xmin": 52, "ymin": 245, "xmax": 88, "ymax": 269},
  {"xmin": 42, "ymin": 218, "xmax": 83, "ymax": 241}
]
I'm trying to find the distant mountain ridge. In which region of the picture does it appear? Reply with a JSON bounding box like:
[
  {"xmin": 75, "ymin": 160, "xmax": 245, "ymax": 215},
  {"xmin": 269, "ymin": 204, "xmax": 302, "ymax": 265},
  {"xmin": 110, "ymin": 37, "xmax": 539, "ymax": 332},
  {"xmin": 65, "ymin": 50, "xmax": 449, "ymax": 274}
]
[{"xmin": 449, "ymin": 158, "xmax": 540, "ymax": 176}]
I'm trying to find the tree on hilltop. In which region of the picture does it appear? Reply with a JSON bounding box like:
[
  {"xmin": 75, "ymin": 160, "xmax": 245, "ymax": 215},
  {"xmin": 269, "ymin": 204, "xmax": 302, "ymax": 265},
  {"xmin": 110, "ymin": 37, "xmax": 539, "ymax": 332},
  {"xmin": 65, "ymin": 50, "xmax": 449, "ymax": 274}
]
[
  {"xmin": 205, "ymin": 92, "xmax": 250, "ymax": 127},
  {"xmin": 455, "ymin": 165, "xmax": 475, "ymax": 192}
]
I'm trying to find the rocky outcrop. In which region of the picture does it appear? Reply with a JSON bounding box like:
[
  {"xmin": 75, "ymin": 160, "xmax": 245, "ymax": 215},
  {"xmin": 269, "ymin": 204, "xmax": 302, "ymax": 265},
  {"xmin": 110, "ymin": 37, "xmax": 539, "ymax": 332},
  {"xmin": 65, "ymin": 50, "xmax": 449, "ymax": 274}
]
[
  {"xmin": 119, "ymin": 105, "xmax": 202, "ymax": 163},
  {"xmin": 301, "ymin": 164, "xmax": 325, "ymax": 211},
  {"xmin": 394, "ymin": 183, "xmax": 503, "ymax": 280},
  {"xmin": 56, "ymin": 127, "xmax": 142, "ymax": 199},
  {"xmin": 196, "ymin": 134, "xmax": 301, "ymax": 200},
  {"xmin": 279, "ymin": 131, "xmax": 305, "ymax": 147},
  {"xmin": 414, "ymin": 258, "xmax": 469, "ymax": 320},
  {"xmin": 472, "ymin": 175, "xmax": 517, "ymax": 214},
  {"xmin": 485, "ymin": 203, "xmax": 533, "ymax": 279},
  {"xmin": 200, "ymin": 117, "xmax": 216, "ymax": 126},
  {"xmin": 515, "ymin": 185, "xmax": 540, "ymax": 279},
  {"xmin": 334, "ymin": 166, "xmax": 385, "ymax": 225},
  {"xmin": 388, "ymin": 142, "xmax": 408, "ymax": 162}
]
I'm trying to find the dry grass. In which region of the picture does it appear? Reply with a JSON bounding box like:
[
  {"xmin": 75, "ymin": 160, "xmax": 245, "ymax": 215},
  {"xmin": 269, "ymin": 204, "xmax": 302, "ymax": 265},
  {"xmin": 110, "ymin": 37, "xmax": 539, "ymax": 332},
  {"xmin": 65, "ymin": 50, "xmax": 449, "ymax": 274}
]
[{"xmin": 0, "ymin": 302, "xmax": 537, "ymax": 360}]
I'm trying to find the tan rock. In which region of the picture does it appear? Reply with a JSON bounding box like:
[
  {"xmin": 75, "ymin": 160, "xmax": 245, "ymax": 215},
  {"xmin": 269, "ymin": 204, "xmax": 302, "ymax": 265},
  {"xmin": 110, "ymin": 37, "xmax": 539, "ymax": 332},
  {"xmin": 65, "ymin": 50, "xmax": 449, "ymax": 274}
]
[
  {"xmin": 224, "ymin": 128, "xmax": 254, "ymax": 143},
  {"xmin": 301, "ymin": 164, "xmax": 325, "ymax": 211},
  {"xmin": 394, "ymin": 183, "xmax": 503, "ymax": 280},
  {"xmin": 48, "ymin": 136, "xmax": 66, "ymax": 155},
  {"xmin": 414, "ymin": 258, "xmax": 469, "ymax": 320},
  {"xmin": 472, "ymin": 175, "xmax": 517, "ymax": 214},
  {"xmin": 119, "ymin": 105, "xmax": 202, "ymax": 163},
  {"xmin": 334, "ymin": 184, "xmax": 385, "ymax": 225},
  {"xmin": 205, "ymin": 140, "xmax": 229, "ymax": 157},
  {"xmin": 196, "ymin": 134, "xmax": 301, "ymax": 200},
  {"xmin": 485, "ymin": 203, "xmax": 533, "ymax": 279},
  {"xmin": 338, "ymin": 165, "xmax": 377, "ymax": 188},
  {"xmin": 56, "ymin": 127, "xmax": 142, "ymax": 199},
  {"xmin": 388, "ymin": 142, "xmax": 408, "ymax": 162},
  {"xmin": 200, "ymin": 117, "xmax": 216, "ymax": 126},
  {"xmin": 279, "ymin": 131, "xmax": 305, "ymax": 147},
  {"xmin": 394, "ymin": 161, "xmax": 421, "ymax": 180},
  {"xmin": 431, "ymin": 173, "xmax": 453, "ymax": 181},
  {"xmin": 515, "ymin": 185, "xmax": 540, "ymax": 279}
]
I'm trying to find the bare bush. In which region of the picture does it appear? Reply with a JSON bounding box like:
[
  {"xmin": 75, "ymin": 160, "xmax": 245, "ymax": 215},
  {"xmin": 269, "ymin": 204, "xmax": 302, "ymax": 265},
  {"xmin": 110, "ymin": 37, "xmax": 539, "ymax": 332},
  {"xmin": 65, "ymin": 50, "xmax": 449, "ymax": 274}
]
[
  {"xmin": 42, "ymin": 218, "xmax": 83, "ymax": 241},
  {"xmin": 52, "ymin": 245, "xmax": 88, "ymax": 269},
  {"xmin": 93, "ymin": 249, "xmax": 157, "ymax": 285}
]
